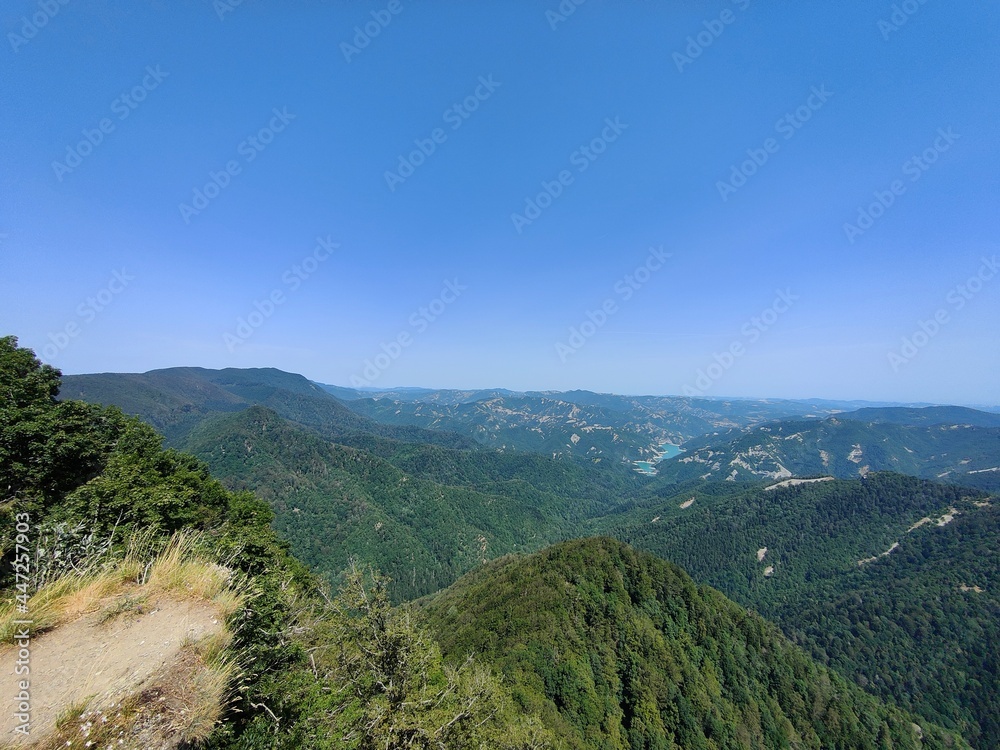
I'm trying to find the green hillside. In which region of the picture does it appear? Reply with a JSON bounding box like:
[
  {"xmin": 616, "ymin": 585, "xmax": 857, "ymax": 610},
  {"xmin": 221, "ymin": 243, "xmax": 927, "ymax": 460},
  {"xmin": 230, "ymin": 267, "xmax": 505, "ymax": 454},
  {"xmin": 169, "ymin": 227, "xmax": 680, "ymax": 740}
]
[
  {"xmin": 595, "ymin": 473, "xmax": 983, "ymax": 608},
  {"xmin": 60, "ymin": 367, "xmax": 476, "ymax": 450},
  {"xmin": 841, "ymin": 405, "xmax": 1000, "ymax": 428},
  {"xmin": 1, "ymin": 337, "xmax": 554, "ymax": 748},
  {"xmin": 420, "ymin": 537, "xmax": 967, "ymax": 749},
  {"xmin": 43, "ymin": 354, "xmax": 1000, "ymax": 747},
  {"xmin": 591, "ymin": 475, "xmax": 999, "ymax": 745},
  {"xmin": 342, "ymin": 389, "xmax": 851, "ymax": 466},
  {"xmin": 181, "ymin": 404, "xmax": 633, "ymax": 600},
  {"xmin": 776, "ymin": 503, "xmax": 1000, "ymax": 747},
  {"xmin": 653, "ymin": 417, "xmax": 1000, "ymax": 491}
]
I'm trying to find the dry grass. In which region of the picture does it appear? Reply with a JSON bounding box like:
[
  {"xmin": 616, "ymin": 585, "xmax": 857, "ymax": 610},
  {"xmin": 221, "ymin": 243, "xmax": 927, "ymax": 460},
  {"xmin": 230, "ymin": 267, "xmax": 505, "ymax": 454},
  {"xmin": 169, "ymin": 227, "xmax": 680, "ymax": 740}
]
[
  {"xmin": 143, "ymin": 535, "xmax": 243, "ymax": 619},
  {"xmin": 0, "ymin": 532, "xmax": 246, "ymax": 747},
  {"xmin": 0, "ymin": 532, "xmax": 242, "ymax": 644}
]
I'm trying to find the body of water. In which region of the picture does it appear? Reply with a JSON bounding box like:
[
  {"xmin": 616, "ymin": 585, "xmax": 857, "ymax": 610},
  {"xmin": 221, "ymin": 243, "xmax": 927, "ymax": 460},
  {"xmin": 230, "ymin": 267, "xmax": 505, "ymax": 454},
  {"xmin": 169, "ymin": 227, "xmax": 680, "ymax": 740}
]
[{"xmin": 634, "ymin": 442, "xmax": 684, "ymax": 475}]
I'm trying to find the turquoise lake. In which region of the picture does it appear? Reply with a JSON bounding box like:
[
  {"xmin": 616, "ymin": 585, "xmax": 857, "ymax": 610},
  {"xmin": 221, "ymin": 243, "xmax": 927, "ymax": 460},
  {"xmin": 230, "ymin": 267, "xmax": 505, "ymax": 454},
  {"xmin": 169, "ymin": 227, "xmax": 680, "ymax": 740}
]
[{"xmin": 634, "ymin": 443, "xmax": 684, "ymax": 475}]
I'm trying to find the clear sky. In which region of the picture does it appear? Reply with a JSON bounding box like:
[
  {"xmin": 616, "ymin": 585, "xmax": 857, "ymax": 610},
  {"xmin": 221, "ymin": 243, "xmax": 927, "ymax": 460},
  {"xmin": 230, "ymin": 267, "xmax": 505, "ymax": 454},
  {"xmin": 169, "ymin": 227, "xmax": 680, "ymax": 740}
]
[{"xmin": 2, "ymin": 1, "xmax": 998, "ymax": 405}]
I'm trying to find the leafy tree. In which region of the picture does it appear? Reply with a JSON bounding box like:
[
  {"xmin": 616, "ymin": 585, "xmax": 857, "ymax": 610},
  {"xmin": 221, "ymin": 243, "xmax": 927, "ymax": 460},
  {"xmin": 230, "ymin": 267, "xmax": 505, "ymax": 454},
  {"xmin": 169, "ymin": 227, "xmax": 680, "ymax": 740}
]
[{"xmin": 309, "ymin": 562, "xmax": 556, "ymax": 749}]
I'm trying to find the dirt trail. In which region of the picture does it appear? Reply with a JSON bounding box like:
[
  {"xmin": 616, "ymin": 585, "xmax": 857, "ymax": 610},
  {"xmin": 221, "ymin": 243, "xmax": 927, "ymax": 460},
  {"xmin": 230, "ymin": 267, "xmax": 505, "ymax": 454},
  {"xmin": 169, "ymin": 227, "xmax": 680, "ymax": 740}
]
[
  {"xmin": 765, "ymin": 476, "xmax": 834, "ymax": 491},
  {"xmin": 1, "ymin": 597, "xmax": 222, "ymax": 746}
]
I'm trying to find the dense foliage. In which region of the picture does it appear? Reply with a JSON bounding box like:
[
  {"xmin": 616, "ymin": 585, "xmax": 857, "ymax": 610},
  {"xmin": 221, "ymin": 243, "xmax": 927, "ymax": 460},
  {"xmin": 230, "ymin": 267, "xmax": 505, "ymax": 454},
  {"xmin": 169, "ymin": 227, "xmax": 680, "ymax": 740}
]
[
  {"xmin": 656, "ymin": 416, "xmax": 1000, "ymax": 491},
  {"xmin": 59, "ymin": 366, "xmax": 478, "ymax": 449},
  {"xmin": 179, "ymin": 404, "xmax": 644, "ymax": 601},
  {"xmin": 598, "ymin": 473, "xmax": 983, "ymax": 610},
  {"xmin": 329, "ymin": 385, "xmax": 858, "ymax": 456},
  {"xmin": 593, "ymin": 475, "xmax": 999, "ymax": 746},
  {"xmin": 776, "ymin": 505, "xmax": 1000, "ymax": 747},
  {"xmin": 1, "ymin": 337, "xmax": 550, "ymax": 748},
  {"xmin": 420, "ymin": 537, "xmax": 967, "ymax": 749},
  {"xmin": 35, "ymin": 344, "xmax": 1000, "ymax": 747}
]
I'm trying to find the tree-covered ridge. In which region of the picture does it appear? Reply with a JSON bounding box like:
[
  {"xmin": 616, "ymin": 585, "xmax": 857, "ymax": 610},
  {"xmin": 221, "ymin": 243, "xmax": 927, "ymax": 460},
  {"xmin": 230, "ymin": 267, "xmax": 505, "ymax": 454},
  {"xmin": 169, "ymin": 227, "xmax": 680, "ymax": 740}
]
[
  {"xmin": 59, "ymin": 366, "xmax": 476, "ymax": 450},
  {"xmin": 181, "ymin": 404, "xmax": 620, "ymax": 601},
  {"xmin": 340, "ymin": 389, "xmax": 865, "ymax": 466},
  {"xmin": 345, "ymin": 394, "xmax": 679, "ymax": 465},
  {"xmin": 595, "ymin": 472, "xmax": 986, "ymax": 610},
  {"xmin": 32, "ymin": 345, "xmax": 1000, "ymax": 746},
  {"xmin": 590, "ymin": 475, "xmax": 999, "ymax": 746},
  {"xmin": 657, "ymin": 416, "xmax": 1000, "ymax": 491},
  {"xmin": 776, "ymin": 503, "xmax": 1000, "ymax": 747},
  {"xmin": 1, "ymin": 337, "xmax": 553, "ymax": 748},
  {"xmin": 172, "ymin": 401, "xmax": 1000, "ymax": 743},
  {"xmin": 63, "ymin": 369, "xmax": 869, "ymax": 468},
  {"xmin": 420, "ymin": 537, "xmax": 968, "ymax": 749},
  {"xmin": 840, "ymin": 405, "xmax": 1000, "ymax": 428}
]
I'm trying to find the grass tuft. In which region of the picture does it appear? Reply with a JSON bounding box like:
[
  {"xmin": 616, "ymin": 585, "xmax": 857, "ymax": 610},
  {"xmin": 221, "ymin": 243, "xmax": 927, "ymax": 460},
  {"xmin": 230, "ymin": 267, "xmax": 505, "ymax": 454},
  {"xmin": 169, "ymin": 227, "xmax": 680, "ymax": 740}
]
[{"xmin": 0, "ymin": 530, "xmax": 247, "ymax": 747}]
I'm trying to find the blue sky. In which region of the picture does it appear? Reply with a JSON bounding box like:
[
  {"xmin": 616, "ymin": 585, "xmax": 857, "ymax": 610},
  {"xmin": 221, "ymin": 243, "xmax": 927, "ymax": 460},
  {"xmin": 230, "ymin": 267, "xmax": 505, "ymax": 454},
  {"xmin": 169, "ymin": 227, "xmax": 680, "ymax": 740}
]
[{"xmin": 2, "ymin": 0, "xmax": 998, "ymax": 405}]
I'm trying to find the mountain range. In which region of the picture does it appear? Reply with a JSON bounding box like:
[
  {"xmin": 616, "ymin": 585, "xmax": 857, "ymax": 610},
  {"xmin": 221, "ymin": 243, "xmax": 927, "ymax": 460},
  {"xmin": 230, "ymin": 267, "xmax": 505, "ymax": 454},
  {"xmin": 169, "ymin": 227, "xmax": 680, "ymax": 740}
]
[{"xmin": 35, "ymin": 357, "xmax": 1000, "ymax": 746}]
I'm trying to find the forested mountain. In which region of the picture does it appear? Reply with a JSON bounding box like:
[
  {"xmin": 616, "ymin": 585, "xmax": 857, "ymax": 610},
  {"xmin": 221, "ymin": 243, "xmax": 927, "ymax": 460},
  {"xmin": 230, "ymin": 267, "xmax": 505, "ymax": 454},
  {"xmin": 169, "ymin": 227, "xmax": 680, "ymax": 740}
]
[
  {"xmin": 652, "ymin": 415, "xmax": 1000, "ymax": 491},
  {"xmin": 60, "ymin": 367, "xmax": 475, "ymax": 450},
  {"xmin": 6, "ymin": 335, "xmax": 974, "ymax": 748},
  {"xmin": 840, "ymin": 405, "xmax": 1000, "ymax": 428},
  {"xmin": 777, "ymin": 502, "xmax": 1000, "ymax": 747},
  {"xmin": 589, "ymin": 474, "xmax": 999, "ymax": 745},
  {"xmin": 63, "ymin": 370, "xmax": 999, "ymax": 490},
  {"xmin": 43, "ymin": 355, "xmax": 1000, "ymax": 747},
  {"xmin": 0, "ymin": 337, "xmax": 554, "ymax": 747},
  {"xmin": 66, "ymin": 370, "xmax": 860, "ymax": 468},
  {"xmin": 181, "ymin": 404, "xmax": 639, "ymax": 600},
  {"xmin": 340, "ymin": 388, "xmax": 855, "ymax": 465},
  {"xmin": 346, "ymin": 394, "xmax": 672, "ymax": 465},
  {"xmin": 419, "ymin": 537, "xmax": 967, "ymax": 749}
]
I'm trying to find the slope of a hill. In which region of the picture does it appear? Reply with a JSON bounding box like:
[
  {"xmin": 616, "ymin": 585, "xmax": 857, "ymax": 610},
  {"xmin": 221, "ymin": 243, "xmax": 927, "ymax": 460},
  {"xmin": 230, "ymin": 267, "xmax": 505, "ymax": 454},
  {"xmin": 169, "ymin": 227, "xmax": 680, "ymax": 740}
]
[
  {"xmin": 347, "ymin": 394, "xmax": 671, "ymax": 465},
  {"xmin": 2, "ymin": 336, "xmax": 552, "ymax": 749},
  {"xmin": 596, "ymin": 473, "xmax": 983, "ymax": 608},
  {"xmin": 181, "ymin": 405, "xmax": 632, "ymax": 600},
  {"xmin": 45, "ymin": 353, "xmax": 1000, "ymax": 746},
  {"xmin": 777, "ymin": 502, "xmax": 1000, "ymax": 747},
  {"xmin": 59, "ymin": 367, "xmax": 475, "ymax": 450},
  {"xmin": 420, "ymin": 537, "xmax": 967, "ymax": 749},
  {"xmin": 342, "ymin": 389, "xmax": 854, "ymax": 466},
  {"xmin": 840, "ymin": 405, "xmax": 1000, "ymax": 428},
  {"xmin": 591, "ymin": 474, "xmax": 999, "ymax": 746},
  {"xmin": 654, "ymin": 415, "xmax": 1000, "ymax": 491}
]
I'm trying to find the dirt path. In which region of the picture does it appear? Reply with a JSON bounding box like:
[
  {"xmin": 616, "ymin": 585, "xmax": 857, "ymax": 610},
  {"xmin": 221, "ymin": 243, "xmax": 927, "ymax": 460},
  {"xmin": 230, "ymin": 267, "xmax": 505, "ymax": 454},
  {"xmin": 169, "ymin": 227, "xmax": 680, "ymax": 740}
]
[
  {"xmin": 1, "ymin": 597, "xmax": 222, "ymax": 746},
  {"xmin": 765, "ymin": 476, "xmax": 834, "ymax": 492}
]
